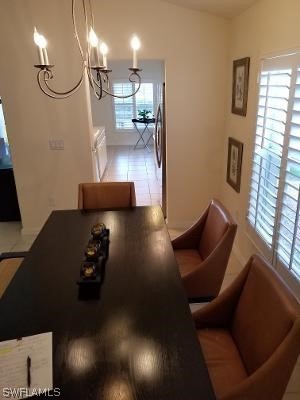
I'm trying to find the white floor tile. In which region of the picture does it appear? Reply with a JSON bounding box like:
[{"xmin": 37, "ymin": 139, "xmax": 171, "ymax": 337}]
[{"xmin": 11, "ymin": 235, "xmax": 37, "ymax": 252}]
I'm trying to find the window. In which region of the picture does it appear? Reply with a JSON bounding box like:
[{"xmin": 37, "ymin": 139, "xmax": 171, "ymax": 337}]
[
  {"xmin": 248, "ymin": 53, "xmax": 300, "ymax": 281},
  {"xmin": 113, "ymin": 82, "xmax": 155, "ymax": 130}
]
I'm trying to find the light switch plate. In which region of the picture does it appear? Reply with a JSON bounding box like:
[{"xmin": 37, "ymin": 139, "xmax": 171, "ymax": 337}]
[{"xmin": 49, "ymin": 139, "xmax": 64, "ymax": 150}]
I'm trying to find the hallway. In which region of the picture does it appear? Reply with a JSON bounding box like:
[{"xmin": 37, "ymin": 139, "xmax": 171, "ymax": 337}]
[{"xmin": 102, "ymin": 145, "xmax": 162, "ymax": 207}]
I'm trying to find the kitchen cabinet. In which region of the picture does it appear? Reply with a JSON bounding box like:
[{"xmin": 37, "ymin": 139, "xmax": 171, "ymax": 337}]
[{"xmin": 93, "ymin": 127, "xmax": 107, "ymax": 181}]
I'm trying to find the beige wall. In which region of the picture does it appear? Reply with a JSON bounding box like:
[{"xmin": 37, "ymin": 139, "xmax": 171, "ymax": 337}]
[
  {"xmin": 220, "ymin": 0, "xmax": 300, "ymax": 264},
  {"xmin": 0, "ymin": 0, "xmax": 95, "ymax": 233},
  {"xmin": 90, "ymin": 0, "xmax": 230, "ymax": 227},
  {"xmin": 0, "ymin": 0, "xmax": 229, "ymax": 233}
]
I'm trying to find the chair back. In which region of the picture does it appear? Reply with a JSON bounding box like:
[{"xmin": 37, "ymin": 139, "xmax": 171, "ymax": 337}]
[
  {"xmin": 231, "ymin": 255, "xmax": 300, "ymax": 375},
  {"xmin": 78, "ymin": 182, "xmax": 136, "ymax": 210},
  {"xmin": 198, "ymin": 199, "xmax": 234, "ymax": 260}
]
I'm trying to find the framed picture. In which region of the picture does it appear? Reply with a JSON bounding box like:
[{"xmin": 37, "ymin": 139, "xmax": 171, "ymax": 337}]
[
  {"xmin": 226, "ymin": 137, "xmax": 243, "ymax": 193},
  {"xmin": 231, "ymin": 57, "xmax": 250, "ymax": 116}
]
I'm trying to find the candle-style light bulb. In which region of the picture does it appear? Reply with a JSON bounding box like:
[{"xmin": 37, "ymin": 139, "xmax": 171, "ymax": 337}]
[
  {"xmin": 33, "ymin": 27, "xmax": 49, "ymax": 65},
  {"xmin": 130, "ymin": 35, "xmax": 141, "ymax": 69},
  {"xmin": 89, "ymin": 27, "xmax": 99, "ymax": 47},
  {"xmin": 99, "ymin": 42, "xmax": 108, "ymax": 68},
  {"xmin": 88, "ymin": 27, "xmax": 100, "ymax": 66},
  {"xmin": 34, "ymin": 27, "xmax": 41, "ymax": 46}
]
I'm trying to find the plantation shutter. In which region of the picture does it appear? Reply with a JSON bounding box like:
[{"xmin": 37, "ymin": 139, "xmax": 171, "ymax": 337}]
[
  {"xmin": 248, "ymin": 52, "xmax": 300, "ymax": 281},
  {"xmin": 113, "ymin": 82, "xmax": 134, "ymax": 129},
  {"xmin": 248, "ymin": 66, "xmax": 292, "ymax": 247},
  {"xmin": 277, "ymin": 66, "xmax": 300, "ymax": 279},
  {"xmin": 135, "ymin": 83, "xmax": 154, "ymax": 117}
]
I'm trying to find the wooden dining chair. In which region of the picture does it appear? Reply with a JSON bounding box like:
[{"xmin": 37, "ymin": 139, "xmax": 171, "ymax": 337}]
[
  {"xmin": 172, "ymin": 199, "xmax": 237, "ymax": 301},
  {"xmin": 78, "ymin": 182, "xmax": 136, "ymax": 210},
  {"xmin": 193, "ymin": 254, "xmax": 300, "ymax": 400},
  {"xmin": 0, "ymin": 252, "xmax": 27, "ymax": 298}
]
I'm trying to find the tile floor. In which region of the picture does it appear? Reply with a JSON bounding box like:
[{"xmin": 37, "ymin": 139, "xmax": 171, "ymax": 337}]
[
  {"xmin": 0, "ymin": 221, "xmax": 35, "ymax": 254},
  {"xmin": 102, "ymin": 145, "xmax": 162, "ymax": 207}
]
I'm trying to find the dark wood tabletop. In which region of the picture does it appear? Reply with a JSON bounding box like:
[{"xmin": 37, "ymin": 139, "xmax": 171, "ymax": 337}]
[{"xmin": 0, "ymin": 206, "xmax": 215, "ymax": 400}]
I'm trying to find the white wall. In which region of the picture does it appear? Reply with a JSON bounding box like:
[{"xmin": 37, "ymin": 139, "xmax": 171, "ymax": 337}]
[
  {"xmin": 0, "ymin": 0, "xmax": 229, "ymax": 233},
  {"xmin": 0, "ymin": 0, "xmax": 95, "ymax": 233},
  {"xmin": 90, "ymin": 59, "xmax": 164, "ymax": 146},
  {"xmin": 90, "ymin": 0, "xmax": 230, "ymax": 227},
  {"xmin": 220, "ymin": 0, "xmax": 300, "ymax": 266}
]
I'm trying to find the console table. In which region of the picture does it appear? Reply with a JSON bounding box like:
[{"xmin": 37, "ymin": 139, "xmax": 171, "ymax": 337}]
[{"xmin": 132, "ymin": 118, "xmax": 155, "ymax": 150}]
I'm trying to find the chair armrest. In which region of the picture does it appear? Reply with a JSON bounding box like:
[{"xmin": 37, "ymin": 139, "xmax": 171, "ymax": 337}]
[
  {"xmin": 193, "ymin": 259, "xmax": 251, "ymax": 328},
  {"xmin": 182, "ymin": 223, "xmax": 237, "ymax": 298},
  {"xmin": 172, "ymin": 205, "xmax": 209, "ymax": 250},
  {"xmin": 0, "ymin": 252, "xmax": 28, "ymax": 261},
  {"xmin": 221, "ymin": 318, "xmax": 300, "ymax": 400}
]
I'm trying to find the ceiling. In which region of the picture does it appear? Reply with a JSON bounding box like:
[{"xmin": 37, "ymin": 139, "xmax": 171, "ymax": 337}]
[{"xmin": 162, "ymin": 0, "xmax": 258, "ymax": 19}]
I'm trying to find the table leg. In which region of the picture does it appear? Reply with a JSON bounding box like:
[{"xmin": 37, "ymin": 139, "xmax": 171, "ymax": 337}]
[{"xmin": 134, "ymin": 122, "xmax": 148, "ymax": 150}]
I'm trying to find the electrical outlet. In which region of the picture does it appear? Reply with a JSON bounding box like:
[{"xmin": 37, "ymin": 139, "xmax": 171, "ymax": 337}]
[{"xmin": 49, "ymin": 139, "xmax": 64, "ymax": 150}]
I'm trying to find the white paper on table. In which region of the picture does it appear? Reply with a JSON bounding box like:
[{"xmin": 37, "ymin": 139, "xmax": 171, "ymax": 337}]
[{"xmin": 0, "ymin": 332, "xmax": 53, "ymax": 400}]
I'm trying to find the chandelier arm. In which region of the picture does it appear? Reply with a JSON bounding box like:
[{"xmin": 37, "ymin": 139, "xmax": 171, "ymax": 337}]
[
  {"xmin": 37, "ymin": 73, "xmax": 65, "ymax": 99},
  {"xmin": 91, "ymin": 72, "xmax": 110, "ymax": 99},
  {"xmin": 88, "ymin": 67, "xmax": 114, "ymax": 100},
  {"xmin": 86, "ymin": 66, "xmax": 102, "ymax": 100},
  {"xmin": 82, "ymin": 0, "xmax": 93, "ymax": 75},
  {"xmin": 88, "ymin": 0, "xmax": 95, "ymax": 28},
  {"xmin": 72, "ymin": 0, "xmax": 85, "ymax": 61},
  {"xmin": 102, "ymin": 73, "xmax": 141, "ymax": 99},
  {"xmin": 82, "ymin": 0, "xmax": 90, "ymax": 43},
  {"xmin": 37, "ymin": 66, "xmax": 85, "ymax": 98},
  {"xmin": 89, "ymin": 72, "xmax": 101, "ymax": 89}
]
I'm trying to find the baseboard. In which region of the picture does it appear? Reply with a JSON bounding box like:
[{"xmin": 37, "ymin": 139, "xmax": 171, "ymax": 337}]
[
  {"xmin": 232, "ymin": 244, "xmax": 248, "ymax": 267},
  {"xmin": 166, "ymin": 219, "xmax": 194, "ymax": 231},
  {"xmin": 21, "ymin": 227, "xmax": 40, "ymax": 236}
]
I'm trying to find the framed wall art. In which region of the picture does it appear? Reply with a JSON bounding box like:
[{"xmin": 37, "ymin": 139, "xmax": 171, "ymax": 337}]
[
  {"xmin": 231, "ymin": 57, "xmax": 250, "ymax": 116},
  {"xmin": 226, "ymin": 137, "xmax": 243, "ymax": 193}
]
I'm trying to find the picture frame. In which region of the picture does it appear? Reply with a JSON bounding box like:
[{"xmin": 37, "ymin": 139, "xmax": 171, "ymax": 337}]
[
  {"xmin": 231, "ymin": 57, "xmax": 250, "ymax": 116},
  {"xmin": 226, "ymin": 137, "xmax": 243, "ymax": 193}
]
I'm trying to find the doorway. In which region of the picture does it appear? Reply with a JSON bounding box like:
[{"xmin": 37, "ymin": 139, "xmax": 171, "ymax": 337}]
[
  {"xmin": 0, "ymin": 97, "xmax": 21, "ymax": 222},
  {"xmin": 89, "ymin": 60, "xmax": 166, "ymax": 212}
]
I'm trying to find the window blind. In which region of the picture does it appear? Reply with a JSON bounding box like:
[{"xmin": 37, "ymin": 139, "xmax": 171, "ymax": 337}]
[
  {"xmin": 277, "ymin": 67, "xmax": 300, "ymax": 278},
  {"xmin": 248, "ymin": 52, "xmax": 300, "ymax": 281},
  {"xmin": 248, "ymin": 68, "xmax": 291, "ymax": 247},
  {"xmin": 113, "ymin": 82, "xmax": 155, "ymax": 130},
  {"xmin": 113, "ymin": 83, "xmax": 134, "ymax": 129}
]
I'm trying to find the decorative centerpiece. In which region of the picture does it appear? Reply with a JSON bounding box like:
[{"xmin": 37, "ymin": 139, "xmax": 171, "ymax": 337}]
[
  {"xmin": 77, "ymin": 222, "xmax": 110, "ymax": 287},
  {"xmin": 80, "ymin": 261, "xmax": 98, "ymax": 280},
  {"xmin": 91, "ymin": 223, "xmax": 107, "ymax": 240},
  {"xmin": 85, "ymin": 240, "xmax": 102, "ymax": 261}
]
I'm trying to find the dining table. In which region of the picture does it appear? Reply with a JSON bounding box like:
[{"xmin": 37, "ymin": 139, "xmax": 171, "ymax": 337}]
[{"xmin": 0, "ymin": 206, "xmax": 215, "ymax": 400}]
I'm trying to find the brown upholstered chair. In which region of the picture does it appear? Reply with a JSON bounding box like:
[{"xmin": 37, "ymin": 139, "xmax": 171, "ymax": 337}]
[
  {"xmin": 172, "ymin": 199, "xmax": 237, "ymax": 301},
  {"xmin": 193, "ymin": 254, "xmax": 300, "ymax": 400},
  {"xmin": 78, "ymin": 182, "xmax": 136, "ymax": 210}
]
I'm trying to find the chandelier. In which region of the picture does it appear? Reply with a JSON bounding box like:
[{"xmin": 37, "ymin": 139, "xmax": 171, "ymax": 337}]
[{"xmin": 33, "ymin": 0, "xmax": 142, "ymax": 100}]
